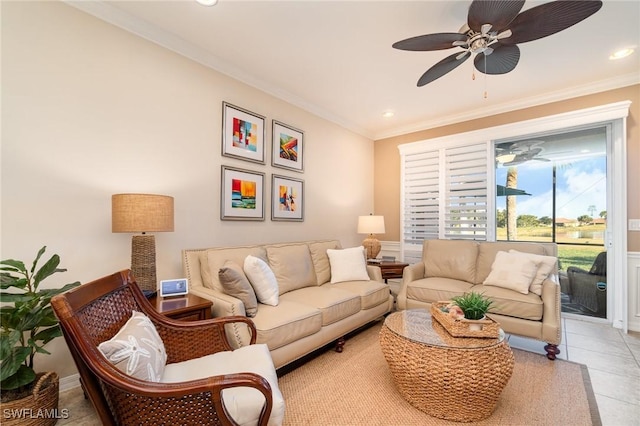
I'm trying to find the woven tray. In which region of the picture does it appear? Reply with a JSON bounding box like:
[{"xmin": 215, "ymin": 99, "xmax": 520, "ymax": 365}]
[{"xmin": 430, "ymin": 301, "xmax": 500, "ymax": 338}]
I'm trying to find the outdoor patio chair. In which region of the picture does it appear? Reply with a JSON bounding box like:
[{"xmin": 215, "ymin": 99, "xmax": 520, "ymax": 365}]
[
  {"xmin": 51, "ymin": 269, "xmax": 283, "ymax": 426},
  {"xmin": 566, "ymin": 251, "xmax": 607, "ymax": 317}
]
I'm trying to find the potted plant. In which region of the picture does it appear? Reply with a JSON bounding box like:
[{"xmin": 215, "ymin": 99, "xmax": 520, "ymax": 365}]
[
  {"xmin": 450, "ymin": 291, "xmax": 494, "ymax": 321},
  {"xmin": 0, "ymin": 246, "xmax": 80, "ymax": 423}
]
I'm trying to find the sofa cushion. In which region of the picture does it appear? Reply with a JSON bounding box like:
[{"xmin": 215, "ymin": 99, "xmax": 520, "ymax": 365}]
[
  {"xmin": 244, "ymin": 255, "xmax": 279, "ymax": 306},
  {"xmin": 267, "ymin": 244, "xmax": 317, "ymax": 295},
  {"xmin": 331, "ymin": 280, "xmax": 390, "ymax": 310},
  {"xmin": 406, "ymin": 277, "xmax": 474, "ymax": 305},
  {"xmin": 327, "ymin": 246, "xmax": 370, "ymax": 283},
  {"xmin": 251, "ymin": 300, "xmax": 322, "ymax": 350},
  {"xmin": 475, "ymin": 242, "xmax": 546, "ymax": 285},
  {"xmin": 98, "ymin": 311, "xmax": 167, "ymax": 383},
  {"xmin": 280, "ymin": 286, "xmax": 361, "ymax": 326},
  {"xmin": 424, "ymin": 240, "xmax": 478, "ymax": 283},
  {"xmin": 483, "ymin": 251, "xmax": 539, "ymax": 294},
  {"xmin": 204, "ymin": 246, "xmax": 267, "ymax": 292},
  {"xmin": 470, "ymin": 284, "xmax": 544, "ymax": 320},
  {"xmin": 161, "ymin": 343, "xmax": 285, "ymax": 426},
  {"xmin": 509, "ymin": 249, "xmax": 557, "ymax": 296},
  {"xmin": 218, "ymin": 260, "xmax": 258, "ymax": 317},
  {"xmin": 308, "ymin": 240, "xmax": 341, "ymax": 285}
]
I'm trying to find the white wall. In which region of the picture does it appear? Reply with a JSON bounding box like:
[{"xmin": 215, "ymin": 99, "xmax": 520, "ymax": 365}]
[{"xmin": 1, "ymin": 1, "xmax": 374, "ymax": 379}]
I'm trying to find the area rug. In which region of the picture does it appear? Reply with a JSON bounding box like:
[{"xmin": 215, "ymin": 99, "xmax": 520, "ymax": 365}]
[{"xmin": 279, "ymin": 321, "xmax": 601, "ymax": 425}]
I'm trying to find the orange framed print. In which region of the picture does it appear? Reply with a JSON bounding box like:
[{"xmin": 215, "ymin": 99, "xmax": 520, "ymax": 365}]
[
  {"xmin": 221, "ymin": 166, "xmax": 265, "ymax": 221},
  {"xmin": 272, "ymin": 174, "xmax": 304, "ymax": 221},
  {"xmin": 222, "ymin": 102, "xmax": 266, "ymax": 164},
  {"xmin": 272, "ymin": 120, "xmax": 304, "ymax": 172}
]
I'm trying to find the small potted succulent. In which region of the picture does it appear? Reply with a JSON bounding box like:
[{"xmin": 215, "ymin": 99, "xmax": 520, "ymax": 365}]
[
  {"xmin": 450, "ymin": 291, "xmax": 494, "ymax": 321},
  {"xmin": 0, "ymin": 246, "xmax": 80, "ymax": 421}
]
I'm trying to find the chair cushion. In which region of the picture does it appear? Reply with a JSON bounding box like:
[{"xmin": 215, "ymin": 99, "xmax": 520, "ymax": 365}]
[
  {"xmin": 244, "ymin": 255, "xmax": 279, "ymax": 306},
  {"xmin": 267, "ymin": 244, "xmax": 317, "ymax": 295},
  {"xmin": 424, "ymin": 240, "xmax": 478, "ymax": 283},
  {"xmin": 406, "ymin": 277, "xmax": 474, "ymax": 304},
  {"xmin": 219, "ymin": 260, "xmax": 258, "ymax": 317},
  {"xmin": 483, "ymin": 251, "xmax": 539, "ymax": 294},
  {"xmin": 161, "ymin": 343, "xmax": 285, "ymax": 426},
  {"xmin": 470, "ymin": 284, "xmax": 544, "ymax": 320},
  {"xmin": 326, "ymin": 246, "xmax": 369, "ymax": 283},
  {"xmin": 508, "ymin": 249, "xmax": 557, "ymax": 296},
  {"xmin": 98, "ymin": 311, "xmax": 167, "ymax": 382}
]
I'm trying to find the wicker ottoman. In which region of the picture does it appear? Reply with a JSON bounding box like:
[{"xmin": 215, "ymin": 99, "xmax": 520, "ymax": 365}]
[{"xmin": 379, "ymin": 309, "xmax": 514, "ymax": 422}]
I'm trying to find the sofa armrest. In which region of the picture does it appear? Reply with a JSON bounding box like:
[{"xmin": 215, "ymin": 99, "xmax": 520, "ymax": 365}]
[
  {"xmin": 189, "ymin": 286, "xmax": 246, "ymax": 318},
  {"xmin": 366, "ymin": 265, "xmax": 383, "ymax": 282},
  {"xmin": 540, "ymin": 278, "xmax": 562, "ymax": 345},
  {"xmin": 396, "ymin": 262, "xmax": 425, "ymax": 310}
]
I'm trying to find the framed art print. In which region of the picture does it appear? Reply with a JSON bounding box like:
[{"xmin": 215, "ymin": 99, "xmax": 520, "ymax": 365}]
[
  {"xmin": 272, "ymin": 174, "xmax": 304, "ymax": 221},
  {"xmin": 222, "ymin": 102, "xmax": 266, "ymax": 164},
  {"xmin": 221, "ymin": 166, "xmax": 265, "ymax": 221},
  {"xmin": 272, "ymin": 120, "xmax": 304, "ymax": 172}
]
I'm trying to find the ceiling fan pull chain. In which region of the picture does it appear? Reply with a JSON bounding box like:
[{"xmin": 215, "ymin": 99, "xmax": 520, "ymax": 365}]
[{"xmin": 484, "ymin": 54, "xmax": 488, "ymax": 99}]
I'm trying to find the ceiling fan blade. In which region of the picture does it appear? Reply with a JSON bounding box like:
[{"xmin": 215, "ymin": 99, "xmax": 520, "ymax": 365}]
[
  {"xmin": 474, "ymin": 43, "xmax": 520, "ymax": 75},
  {"xmin": 500, "ymin": 0, "xmax": 603, "ymax": 45},
  {"xmin": 392, "ymin": 33, "xmax": 468, "ymax": 51},
  {"xmin": 468, "ymin": 0, "xmax": 525, "ymax": 32},
  {"xmin": 418, "ymin": 51, "xmax": 471, "ymax": 86}
]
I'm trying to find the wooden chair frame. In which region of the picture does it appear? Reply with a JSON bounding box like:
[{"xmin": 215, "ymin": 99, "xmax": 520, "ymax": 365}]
[{"xmin": 51, "ymin": 270, "xmax": 272, "ymax": 426}]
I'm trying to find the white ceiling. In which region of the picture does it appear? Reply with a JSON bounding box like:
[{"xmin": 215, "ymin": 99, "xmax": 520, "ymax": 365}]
[{"xmin": 68, "ymin": 0, "xmax": 640, "ymax": 140}]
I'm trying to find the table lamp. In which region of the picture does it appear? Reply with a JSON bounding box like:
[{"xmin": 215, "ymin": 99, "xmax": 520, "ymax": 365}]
[
  {"xmin": 357, "ymin": 214, "xmax": 385, "ymax": 259},
  {"xmin": 112, "ymin": 194, "xmax": 174, "ymax": 293}
]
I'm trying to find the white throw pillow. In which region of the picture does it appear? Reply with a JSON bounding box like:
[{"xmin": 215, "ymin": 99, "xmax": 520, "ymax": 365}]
[
  {"xmin": 243, "ymin": 255, "xmax": 279, "ymax": 306},
  {"xmin": 98, "ymin": 311, "xmax": 167, "ymax": 382},
  {"xmin": 483, "ymin": 251, "xmax": 539, "ymax": 294},
  {"xmin": 326, "ymin": 246, "xmax": 370, "ymax": 284},
  {"xmin": 508, "ymin": 249, "xmax": 557, "ymax": 296}
]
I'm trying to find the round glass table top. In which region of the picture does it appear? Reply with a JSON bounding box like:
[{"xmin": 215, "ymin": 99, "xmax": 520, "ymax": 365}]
[{"xmin": 383, "ymin": 309, "xmax": 506, "ymax": 349}]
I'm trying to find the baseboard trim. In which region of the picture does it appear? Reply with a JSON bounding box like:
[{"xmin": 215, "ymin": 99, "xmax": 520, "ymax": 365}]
[{"xmin": 60, "ymin": 373, "xmax": 81, "ymax": 392}]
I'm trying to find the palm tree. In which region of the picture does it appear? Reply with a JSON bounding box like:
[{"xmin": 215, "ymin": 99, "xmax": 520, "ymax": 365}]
[{"xmin": 506, "ymin": 167, "xmax": 518, "ymax": 240}]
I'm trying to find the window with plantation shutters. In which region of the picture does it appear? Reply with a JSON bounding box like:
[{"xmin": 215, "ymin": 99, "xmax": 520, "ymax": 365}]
[{"xmin": 399, "ymin": 141, "xmax": 489, "ymax": 263}]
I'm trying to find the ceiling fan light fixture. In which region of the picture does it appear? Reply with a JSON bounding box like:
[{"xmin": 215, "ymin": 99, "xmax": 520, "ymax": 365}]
[
  {"xmin": 382, "ymin": 110, "xmax": 395, "ymax": 118},
  {"xmin": 196, "ymin": 0, "xmax": 218, "ymax": 6},
  {"xmin": 609, "ymin": 47, "xmax": 634, "ymax": 60},
  {"xmin": 496, "ymin": 153, "xmax": 516, "ymax": 163}
]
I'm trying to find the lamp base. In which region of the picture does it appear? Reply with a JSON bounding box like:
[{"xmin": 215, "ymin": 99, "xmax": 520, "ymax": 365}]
[
  {"xmin": 131, "ymin": 234, "xmax": 157, "ymax": 292},
  {"xmin": 362, "ymin": 236, "xmax": 381, "ymax": 259}
]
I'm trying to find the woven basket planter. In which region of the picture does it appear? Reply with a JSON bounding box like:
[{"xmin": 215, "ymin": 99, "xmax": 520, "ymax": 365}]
[{"xmin": 1, "ymin": 372, "xmax": 60, "ymax": 426}]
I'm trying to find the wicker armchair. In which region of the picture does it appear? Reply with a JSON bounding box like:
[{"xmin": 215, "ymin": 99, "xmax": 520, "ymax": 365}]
[
  {"xmin": 51, "ymin": 270, "xmax": 277, "ymax": 426},
  {"xmin": 566, "ymin": 251, "xmax": 607, "ymax": 317}
]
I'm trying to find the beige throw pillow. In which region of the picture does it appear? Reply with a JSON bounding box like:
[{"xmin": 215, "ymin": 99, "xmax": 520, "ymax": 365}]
[
  {"xmin": 508, "ymin": 249, "xmax": 557, "ymax": 296},
  {"xmin": 243, "ymin": 255, "xmax": 279, "ymax": 306},
  {"xmin": 98, "ymin": 311, "xmax": 167, "ymax": 382},
  {"xmin": 326, "ymin": 246, "xmax": 370, "ymax": 284},
  {"xmin": 219, "ymin": 260, "xmax": 258, "ymax": 317},
  {"xmin": 483, "ymin": 251, "xmax": 539, "ymax": 295}
]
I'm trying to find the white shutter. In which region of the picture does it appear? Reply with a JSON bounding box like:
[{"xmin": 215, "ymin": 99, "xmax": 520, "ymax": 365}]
[{"xmin": 400, "ymin": 141, "xmax": 488, "ymax": 262}]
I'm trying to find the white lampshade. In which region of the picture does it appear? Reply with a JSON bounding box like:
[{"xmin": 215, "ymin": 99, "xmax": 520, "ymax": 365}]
[{"xmin": 357, "ymin": 215, "xmax": 385, "ymax": 235}]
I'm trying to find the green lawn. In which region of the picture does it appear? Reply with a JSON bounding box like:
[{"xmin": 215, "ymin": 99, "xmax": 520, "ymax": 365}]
[{"xmin": 496, "ymin": 225, "xmax": 605, "ymax": 271}]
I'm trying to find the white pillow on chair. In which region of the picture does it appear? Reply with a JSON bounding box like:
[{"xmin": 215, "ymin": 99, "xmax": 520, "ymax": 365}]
[{"xmin": 483, "ymin": 251, "xmax": 539, "ymax": 294}]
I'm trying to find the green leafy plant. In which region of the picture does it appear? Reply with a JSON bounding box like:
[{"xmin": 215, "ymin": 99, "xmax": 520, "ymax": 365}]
[
  {"xmin": 0, "ymin": 246, "xmax": 80, "ymax": 392},
  {"xmin": 451, "ymin": 291, "xmax": 494, "ymax": 320}
]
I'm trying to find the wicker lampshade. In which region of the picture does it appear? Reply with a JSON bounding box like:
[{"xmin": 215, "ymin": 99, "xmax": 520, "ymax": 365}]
[
  {"xmin": 112, "ymin": 194, "xmax": 174, "ymax": 292},
  {"xmin": 358, "ymin": 215, "xmax": 385, "ymax": 259}
]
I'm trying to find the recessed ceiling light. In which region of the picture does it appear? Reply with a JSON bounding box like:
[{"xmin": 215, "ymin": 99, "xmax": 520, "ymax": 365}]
[
  {"xmin": 196, "ymin": 0, "xmax": 218, "ymax": 6},
  {"xmin": 382, "ymin": 111, "xmax": 395, "ymax": 118},
  {"xmin": 609, "ymin": 47, "xmax": 634, "ymax": 60}
]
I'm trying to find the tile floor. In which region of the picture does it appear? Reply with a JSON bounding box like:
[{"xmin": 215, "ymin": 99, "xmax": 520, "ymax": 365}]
[
  {"xmin": 57, "ymin": 315, "xmax": 640, "ymax": 425},
  {"xmin": 507, "ymin": 316, "xmax": 640, "ymax": 425}
]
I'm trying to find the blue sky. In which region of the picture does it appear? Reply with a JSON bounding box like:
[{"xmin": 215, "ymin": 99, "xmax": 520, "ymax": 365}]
[{"xmin": 496, "ymin": 157, "xmax": 607, "ymax": 220}]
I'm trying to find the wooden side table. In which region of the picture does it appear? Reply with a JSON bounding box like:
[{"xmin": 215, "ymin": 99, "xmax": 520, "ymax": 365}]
[
  {"xmin": 368, "ymin": 260, "xmax": 409, "ymax": 283},
  {"xmin": 148, "ymin": 293, "xmax": 212, "ymax": 321}
]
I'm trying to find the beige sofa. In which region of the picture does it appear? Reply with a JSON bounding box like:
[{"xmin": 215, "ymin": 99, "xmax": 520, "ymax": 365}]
[
  {"xmin": 183, "ymin": 240, "xmax": 393, "ymax": 369},
  {"xmin": 398, "ymin": 239, "xmax": 562, "ymax": 359}
]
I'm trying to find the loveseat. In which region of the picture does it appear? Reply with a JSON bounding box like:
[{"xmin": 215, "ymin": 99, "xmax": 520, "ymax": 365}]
[
  {"xmin": 397, "ymin": 239, "xmax": 562, "ymax": 359},
  {"xmin": 183, "ymin": 240, "xmax": 393, "ymax": 369}
]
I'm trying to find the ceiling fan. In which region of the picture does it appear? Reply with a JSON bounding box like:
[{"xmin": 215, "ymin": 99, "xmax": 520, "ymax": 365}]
[
  {"xmin": 393, "ymin": 0, "xmax": 603, "ymax": 87},
  {"xmin": 496, "ymin": 140, "xmax": 550, "ymax": 166}
]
